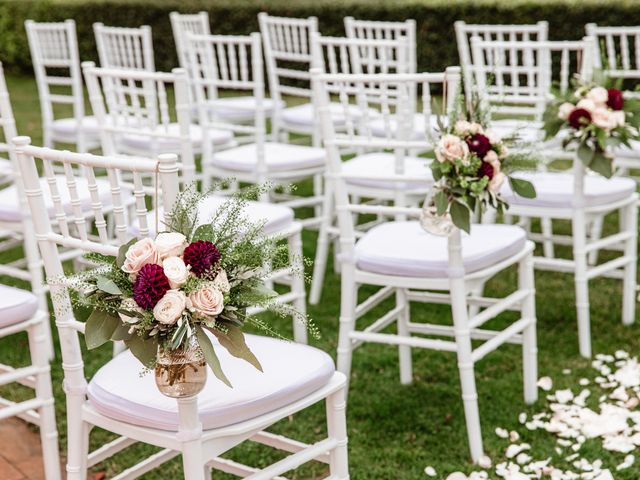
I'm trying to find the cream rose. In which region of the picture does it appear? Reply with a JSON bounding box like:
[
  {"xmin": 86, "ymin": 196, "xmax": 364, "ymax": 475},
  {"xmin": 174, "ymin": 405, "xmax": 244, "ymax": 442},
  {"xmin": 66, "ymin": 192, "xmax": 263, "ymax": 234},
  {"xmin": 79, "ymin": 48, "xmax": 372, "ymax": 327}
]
[
  {"xmin": 484, "ymin": 150, "xmax": 500, "ymax": 169},
  {"xmin": 576, "ymin": 98, "xmax": 596, "ymax": 113},
  {"xmin": 592, "ymin": 107, "xmax": 617, "ymax": 131},
  {"xmin": 121, "ymin": 238, "xmax": 159, "ymax": 275},
  {"xmin": 435, "ymin": 134, "xmax": 469, "ymax": 163},
  {"xmin": 558, "ymin": 102, "xmax": 575, "ymax": 120},
  {"xmin": 488, "ymin": 171, "xmax": 506, "ymax": 193},
  {"xmin": 213, "ymin": 269, "xmax": 230, "ymax": 293},
  {"xmin": 485, "ymin": 130, "xmax": 502, "ymax": 145},
  {"xmin": 468, "ymin": 122, "xmax": 484, "ymax": 135},
  {"xmin": 155, "ymin": 232, "xmax": 188, "ymax": 259},
  {"xmin": 587, "ymin": 86, "xmax": 609, "ymax": 106},
  {"xmin": 153, "ymin": 290, "xmax": 186, "ymax": 325},
  {"xmin": 454, "ymin": 120, "xmax": 473, "ymax": 136},
  {"xmin": 119, "ymin": 298, "xmax": 143, "ymax": 324},
  {"xmin": 163, "ymin": 256, "xmax": 190, "ymax": 289},
  {"xmin": 189, "ymin": 284, "xmax": 224, "ymax": 318},
  {"xmin": 612, "ymin": 110, "xmax": 626, "ymax": 128}
]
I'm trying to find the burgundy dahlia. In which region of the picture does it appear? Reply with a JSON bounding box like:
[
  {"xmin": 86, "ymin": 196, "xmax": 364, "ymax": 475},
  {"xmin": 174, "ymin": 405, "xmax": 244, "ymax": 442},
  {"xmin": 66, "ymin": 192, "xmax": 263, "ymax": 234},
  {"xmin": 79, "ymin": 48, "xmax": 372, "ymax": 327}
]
[
  {"xmin": 133, "ymin": 263, "xmax": 170, "ymax": 309},
  {"xmin": 607, "ymin": 88, "xmax": 624, "ymax": 111},
  {"xmin": 477, "ymin": 161, "xmax": 495, "ymax": 180},
  {"xmin": 183, "ymin": 240, "xmax": 221, "ymax": 276},
  {"xmin": 466, "ymin": 133, "xmax": 492, "ymax": 158},
  {"xmin": 568, "ymin": 108, "xmax": 592, "ymax": 129}
]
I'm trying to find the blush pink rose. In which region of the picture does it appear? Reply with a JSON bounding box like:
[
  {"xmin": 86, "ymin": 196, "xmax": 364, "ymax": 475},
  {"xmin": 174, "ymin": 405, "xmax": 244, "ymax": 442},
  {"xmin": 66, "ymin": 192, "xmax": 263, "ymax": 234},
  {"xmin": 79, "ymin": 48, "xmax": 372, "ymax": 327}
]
[
  {"xmin": 592, "ymin": 107, "xmax": 617, "ymax": 131},
  {"xmin": 435, "ymin": 134, "xmax": 469, "ymax": 163},
  {"xmin": 122, "ymin": 238, "xmax": 160, "ymax": 275},
  {"xmin": 558, "ymin": 102, "xmax": 575, "ymax": 120},
  {"xmin": 488, "ymin": 171, "xmax": 506, "ymax": 193},
  {"xmin": 586, "ymin": 86, "xmax": 609, "ymax": 106},
  {"xmin": 189, "ymin": 284, "xmax": 224, "ymax": 318}
]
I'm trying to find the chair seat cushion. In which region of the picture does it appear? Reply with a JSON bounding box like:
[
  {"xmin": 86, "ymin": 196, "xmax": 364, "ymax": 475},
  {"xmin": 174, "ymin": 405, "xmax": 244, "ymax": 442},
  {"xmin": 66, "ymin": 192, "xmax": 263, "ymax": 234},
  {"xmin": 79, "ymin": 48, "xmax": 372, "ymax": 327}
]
[
  {"xmin": 202, "ymin": 96, "xmax": 285, "ymax": 122},
  {"xmin": 119, "ymin": 123, "xmax": 234, "ymax": 153},
  {"xmin": 0, "ymin": 176, "xmax": 122, "ymax": 223},
  {"xmin": 281, "ymin": 102, "xmax": 377, "ymax": 129},
  {"xmin": 0, "ymin": 158, "xmax": 12, "ymax": 176},
  {"xmin": 87, "ymin": 333, "xmax": 335, "ymax": 431},
  {"xmin": 129, "ymin": 195, "xmax": 295, "ymax": 238},
  {"xmin": 615, "ymin": 139, "xmax": 640, "ymax": 159},
  {"xmin": 51, "ymin": 115, "xmax": 101, "ymax": 138},
  {"xmin": 210, "ymin": 142, "xmax": 325, "ymax": 173},
  {"xmin": 501, "ymin": 172, "xmax": 636, "ymax": 208},
  {"xmin": 0, "ymin": 284, "xmax": 38, "ymax": 328},
  {"xmin": 368, "ymin": 113, "xmax": 444, "ymax": 141},
  {"xmin": 342, "ymin": 152, "xmax": 433, "ymax": 190},
  {"xmin": 354, "ymin": 221, "xmax": 527, "ymax": 278}
]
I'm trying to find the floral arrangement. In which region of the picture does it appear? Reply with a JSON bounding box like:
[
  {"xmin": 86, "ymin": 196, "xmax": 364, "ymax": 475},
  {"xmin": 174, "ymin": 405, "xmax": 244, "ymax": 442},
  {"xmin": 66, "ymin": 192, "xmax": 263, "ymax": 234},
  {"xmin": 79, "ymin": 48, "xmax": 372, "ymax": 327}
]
[
  {"xmin": 65, "ymin": 187, "xmax": 312, "ymax": 387},
  {"xmin": 543, "ymin": 77, "xmax": 640, "ymax": 178},
  {"xmin": 428, "ymin": 93, "xmax": 536, "ymax": 233}
]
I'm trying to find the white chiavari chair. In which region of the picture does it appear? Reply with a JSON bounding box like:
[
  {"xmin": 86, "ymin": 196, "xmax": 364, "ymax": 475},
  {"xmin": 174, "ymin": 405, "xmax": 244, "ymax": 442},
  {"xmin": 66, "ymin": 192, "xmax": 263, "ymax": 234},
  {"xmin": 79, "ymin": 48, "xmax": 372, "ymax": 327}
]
[
  {"xmin": 25, "ymin": 19, "xmax": 100, "ymax": 152},
  {"xmin": 344, "ymin": 17, "xmax": 417, "ymax": 73},
  {"xmin": 93, "ymin": 22, "xmax": 155, "ymax": 71},
  {"xmin": 586, "ymin": 23, "xmax": 640, "ymax": 175},
  {"xmin": 171, "ymin": 11, "xmax": 211, "ymax": 70},
  {"xmin": 16, "ymin": 138, "xmax": 349, "ymax": 480},
  {"xmin": 474, "ymin": 37, "xmax": 638, "ymax": 358},
  {"xmin": 313, "ymin": 68, "xmax": 538, "ymax": 463}
]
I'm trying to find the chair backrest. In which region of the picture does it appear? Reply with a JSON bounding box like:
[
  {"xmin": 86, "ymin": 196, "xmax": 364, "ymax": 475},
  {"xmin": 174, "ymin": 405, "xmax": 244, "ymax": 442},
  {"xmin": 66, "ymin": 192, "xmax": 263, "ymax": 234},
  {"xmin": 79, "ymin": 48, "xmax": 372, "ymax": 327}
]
[
  {"xmin": 93, "ymin": 22, "xmax": 155, "ymax": 71},
  {"xmin": 586, "ymin": 24, "xmax": 640, "ymax": 85},
  {"xmin": 258, "ymin": 12, "xmax": 319, "ymax": 104},
  {"xmin": 312, "ymin": 68, "xmax": 459, "ymax": 234},
  {"xmin": 24, "ymin": 19, "xmax": 88, "ymax": 150},
  {"xmin": 14, "ymin": 135, "xmax": 179, "ymax": 406},
  {"xmin": 82, "ymin": 62, "xmax": 195, "ymax": 183},
  {"xmin": 170, "ymin": 11, "xmax": 211, "ymax": 69},
  {"xmin": 470, "ymin": 37, "xmax": 594, "ymax": 121},
  {"xmin": 186, "ymin": 32, "xmax": 266, "ymax": 168},
  {"xmin": 455, "ymin": 21, "xmax": 549, "ymax": 97},
  {"xmin": 0, "ymin": 62, "xmax": 18, "ymax": 163},
  {"xmin": 344, "ymin": 17, "xmax": 417, "ymax": 73}
]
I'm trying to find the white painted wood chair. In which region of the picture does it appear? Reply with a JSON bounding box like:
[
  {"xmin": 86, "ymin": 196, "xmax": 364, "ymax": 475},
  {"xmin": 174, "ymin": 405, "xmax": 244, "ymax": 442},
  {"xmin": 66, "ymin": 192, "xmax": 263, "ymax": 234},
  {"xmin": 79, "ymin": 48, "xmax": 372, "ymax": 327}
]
[
  {"xmin": 25, "ymin": 19, "xmax": 101, "ymax": 152},
  {"xmin": 93, "ymin": 22, "xmax": 155, "ymax": 71},
  {"xmin": 474, "ymin": 37, "xmax": 638, "ymax": 358},
  {"xmin": 312, "ymin": 69, "xmax": 538, "ymax": 463},
  {"xmin": 170, "ymin": 11, "xmax": 211, "ymax": 70},
  {"xmin": 344, "ymin": 16, "xmax": 417, "ymax": 74},
  {"xmin": 15, "ymin": 137, "xmax": 349, "ymax": 480}
]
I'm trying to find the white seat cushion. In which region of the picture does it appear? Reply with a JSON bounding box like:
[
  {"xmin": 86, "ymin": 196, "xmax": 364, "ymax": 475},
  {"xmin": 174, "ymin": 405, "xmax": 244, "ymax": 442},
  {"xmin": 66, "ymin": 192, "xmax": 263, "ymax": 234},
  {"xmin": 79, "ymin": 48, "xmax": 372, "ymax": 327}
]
[
  {"xmin": 0, "ymin": 176, "xmax": 124, "ymax": 223},
  {"xmin": 0, "ymin": 284, "xmax": 38, "ymax": 328},
  {"xmin": 119, "ymin": 123, "xmax": 234, "ymax": 152},
  {"xmin": 343, "ymin": 152, "xmax": 433, "ymax": 190},
  {"xmin": 210, "ymin": 142, "xmax": 325, "ymax": 173},
  {"xmin": 615, "ymin": 139, "xmax": 640, "ymax": 159},
  {"xmin": 51, "ymin": 115, "xmax": 101, "ymax": 138},
  {"xmin": 355, "ymin": 221, "xmax": 527, "ymax": 278},
  {"xmin": 129, "ymin": 195, "xmax": 295, "ymax": 238},
  {"xmin": 204, "ymin": 96, "xmax": 285, "ymax": 122},
  {"xmin": 489, "ymin": 119, "xmax": 566, "ymax": 148},
  {"xmin": 501, "ymin": 172, "xmax": 637, "ymax": 208},
  {"xmin": 87, "ymin": 333, "xmax": 335, "ymax": 431},
  {"xmin": 0, "ymin": 158, "xmax": 12, "ymax": 176},
  {"xmin": 368, "ymin": 113, "xmax": 444, "ymax": 141},
  {"xmin": 281, "ymin": 102, "xmax": 378, "ymax": 129}
]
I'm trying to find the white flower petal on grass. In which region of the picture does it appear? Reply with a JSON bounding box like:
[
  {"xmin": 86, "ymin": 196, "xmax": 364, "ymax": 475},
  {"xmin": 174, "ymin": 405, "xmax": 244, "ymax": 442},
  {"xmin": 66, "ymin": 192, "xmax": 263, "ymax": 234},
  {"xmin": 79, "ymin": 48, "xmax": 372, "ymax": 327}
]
[
  {"xmin": 478, "ymin": 456, "xmax": 492, "ymax": 469},
  {"xmin": 615, "ymin": 454, "xmax": 634, "ymax": 470},
  {"xmin": 593, "ymin": 470, "xmax": 614, "ymax": 480},
  {"xmin": 579, "ymin": 378, "xmax": 590, "ymax": 386},
  {"xmin": 563, "ymin": 369, "xmax": 571, "ymax": 375},
  {"xmin": 509, "ymin": 431, "xmax": 520, "ymax": 442},
  {"xmin": 518, "ymin": 413, "xmax": 527, "ymax": 424},
  {"xmin": 496, "ymin": 427, "xmax": 509, "ymax": 438},
  {"xmin": 469, "ymin": 472, "xmax": 488, "ymax": 480},
  {"xmin": 424, "ymin": 466, "xmax": 436, "ymax": 477},
  {"xmin": 505, "ymin": 443, "xmax": 530, "ymax": 459},
  {"xmin": 445, "ymin": 473, "xmax": 468, "ymax": 480},
  {"xmin": 555, "ymin": 389, "xmax": 574, "ymax": 404},
  {"xmin": 537, "ymin": 376, "xmax": 553, "ymax": 391}
]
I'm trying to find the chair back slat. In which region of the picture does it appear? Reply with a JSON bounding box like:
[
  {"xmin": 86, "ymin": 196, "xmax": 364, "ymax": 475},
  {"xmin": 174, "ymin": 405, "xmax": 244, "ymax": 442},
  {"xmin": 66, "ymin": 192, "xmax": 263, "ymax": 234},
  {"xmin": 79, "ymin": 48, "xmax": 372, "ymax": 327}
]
[
  {"xmin": 93, "ymin": 23, "xmax": 155, "ymax": 72},
  {"xmin": 171, "ymin": 11, "xmax": 211, "ymax": 68},
  {"xmin": 586, "ymin": 24, "xmax": 640, "ymax": 89}
]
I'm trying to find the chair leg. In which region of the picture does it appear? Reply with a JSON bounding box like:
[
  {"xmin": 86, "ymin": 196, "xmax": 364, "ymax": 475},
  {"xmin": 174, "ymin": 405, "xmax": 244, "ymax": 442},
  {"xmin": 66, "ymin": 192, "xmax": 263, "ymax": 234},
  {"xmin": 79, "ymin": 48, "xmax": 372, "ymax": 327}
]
[
  {"xmin": 288, "ymin": 229, "xmax": 308, "ymax": 344},
  {"xmin": 519, "ymin": 252, "xmax": 538, "ymax": 404},
  {"xmin": 395, "ymin": 288, "xmax": 413, "ymax": 385},
  {"xmin": 178, "ymin": 396, "xmax": 206, "ymax": 480},
  {"xmin": 312, "ymin": 173, "xmax": 323, "ymax": 220},
  {"xmin": 65, "ymin": 396, "xmax": 90, "ymax": 480},
  {"xmin": 337, "ymin": 265, "xmax": 358, "ymax": 393},
  {"xmin": 326, "ymin": 386, "xmax": 349, "ymax": 479},
  {"xmin": 310, "ymin": 180, "xmax": 333, "ymax": 305},
  {"xmin": 572, "ymin": 212, "xmax": 591, "ymax": 358},
  {"xmin": 588, "ymin": 215, "xmax": 605, "ymax": 265},
  {"xmin": 621, "ymin": 202, "xmax": 637, "ymax": 326},
  {"xmin": 540, "ymin": 216, "xmax": 555, "ymax": 258},
  {"xmin": 28, "ymin": 319, "xmax": 61, "ymax": 480}
]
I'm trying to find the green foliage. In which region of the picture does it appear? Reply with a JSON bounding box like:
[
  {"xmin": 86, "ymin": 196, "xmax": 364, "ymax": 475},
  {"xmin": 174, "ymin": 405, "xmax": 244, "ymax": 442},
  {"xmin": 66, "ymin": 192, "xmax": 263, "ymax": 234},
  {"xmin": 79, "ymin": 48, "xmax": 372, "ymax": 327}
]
[{"xmin": 1, "ymin": 0, "xmax": 639, "ymax": 76}]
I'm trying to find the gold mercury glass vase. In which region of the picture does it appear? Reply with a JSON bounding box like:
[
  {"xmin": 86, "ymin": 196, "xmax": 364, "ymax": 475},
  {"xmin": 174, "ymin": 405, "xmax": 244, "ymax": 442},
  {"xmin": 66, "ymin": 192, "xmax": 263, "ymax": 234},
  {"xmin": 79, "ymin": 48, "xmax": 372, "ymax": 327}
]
[{"xmin": 155, "ymin": 338, "xmax": 207, "ymax": 398}]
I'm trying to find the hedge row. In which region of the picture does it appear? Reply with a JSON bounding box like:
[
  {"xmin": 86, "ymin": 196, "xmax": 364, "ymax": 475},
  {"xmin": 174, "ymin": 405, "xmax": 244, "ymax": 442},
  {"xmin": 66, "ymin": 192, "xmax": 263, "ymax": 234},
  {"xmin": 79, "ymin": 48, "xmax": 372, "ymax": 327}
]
[{"xmin": 0, "ymin": 0, "xmax": 638, "ymax": 75}]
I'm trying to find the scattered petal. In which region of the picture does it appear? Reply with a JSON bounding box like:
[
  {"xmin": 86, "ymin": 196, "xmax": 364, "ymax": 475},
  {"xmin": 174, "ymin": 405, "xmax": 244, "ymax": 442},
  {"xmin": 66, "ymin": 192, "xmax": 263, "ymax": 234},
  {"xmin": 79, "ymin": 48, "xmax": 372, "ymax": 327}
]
[
  {"xmin": 424, "ymin": 466, "xmax": 436, "ymax": 477},
  {"xmin": 537, "ymin": 376, "xmax": 553, "ymax": 391}
]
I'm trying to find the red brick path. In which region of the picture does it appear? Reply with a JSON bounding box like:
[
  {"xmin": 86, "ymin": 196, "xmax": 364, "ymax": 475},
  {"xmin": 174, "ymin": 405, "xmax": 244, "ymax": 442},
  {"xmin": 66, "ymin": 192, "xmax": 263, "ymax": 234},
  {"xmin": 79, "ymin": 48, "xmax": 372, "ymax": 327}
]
[{"xmin": 0, "ymin": 418, "xmax": 50, "ymax": 480}]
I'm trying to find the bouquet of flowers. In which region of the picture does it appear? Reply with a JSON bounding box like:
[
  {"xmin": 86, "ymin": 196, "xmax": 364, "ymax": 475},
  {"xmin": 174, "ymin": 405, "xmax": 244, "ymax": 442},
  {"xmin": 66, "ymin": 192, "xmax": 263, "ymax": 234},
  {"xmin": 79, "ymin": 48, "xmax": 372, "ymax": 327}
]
[
  {"xmin": 543, "ymin": 78, "xmax": 640, "ymax": 178},
  {"xmin": 65, "ymin": 187, "xmax": 312, "ymax": 388},
  {"xmin": 427, "ymin": 95, "xmax": 536, "ymax": 233}
]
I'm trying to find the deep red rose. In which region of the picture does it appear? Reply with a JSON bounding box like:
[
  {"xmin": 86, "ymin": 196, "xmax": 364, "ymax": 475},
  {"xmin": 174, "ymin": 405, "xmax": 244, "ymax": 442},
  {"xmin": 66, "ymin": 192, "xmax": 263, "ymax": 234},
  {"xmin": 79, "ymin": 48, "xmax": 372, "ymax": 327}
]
[
  {"xmin": 183, "ymin": 240, "xmax": 221, "ymax": 276},
  {"xmin": 477, "ymin": 161, "xmax": 495, "ymax": 180},
  {"xmin": 133, "ymin": 263, "xmax": 170, "ymax": 310},
  {"xmin": 466, "ymin": 133, "xmax": 492, "ymax": 158},
  {"xmin": 568, "ymin": 108, "xmax": 592, "ymax": 129},
  {"xmin": 607, "ymin": 88, "xmax": 624, "ymax": 110}
]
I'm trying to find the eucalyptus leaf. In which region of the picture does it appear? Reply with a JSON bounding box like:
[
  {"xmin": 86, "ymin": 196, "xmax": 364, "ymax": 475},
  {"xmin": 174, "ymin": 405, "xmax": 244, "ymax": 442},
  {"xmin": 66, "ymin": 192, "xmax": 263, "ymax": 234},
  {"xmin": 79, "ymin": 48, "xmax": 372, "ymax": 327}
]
[
  {"xmin": 192, "ymin": 223, "xmax": 214, "ymax": 242},
  {"xmin": 577, "ymin": 141, "xmax": 594, "ymax": 166},
  {"xmin": 195, "ymin": 326, "xmax": 232, "ymax": 388},
  {"xmin": 434, "ymin": 191, "xmax": 448, "ymax": 216},
  {"xmin": 590, "ymin": 150, "xmax": 613, "ymax": 178},
  {"xmin": 85, "ymin": 310, "xmax": 120, "ymax": 349},
  {"xmin": 210, "ymin": 324, "xmax": 263, "ymax": 372},
  {"xmin": 509, "ymin": 177, "xmax": 536, "ymax": 199},
  {"xmin": 111, "ymin": 322, "xmax": 133, "ymax": 341},
  {"xmin": 449, "ymin": 201, "xmax": 471, "ymax": 234},
  {"xmin": 116, "ymin": 238, "xmax": 137, "ymax": 268},
  {"xmin": 96, "ymin": 276, "xmax": 122, "ymax": 295},
  {"xmin": 125, "ymin": 334, "xmax": 158, "ymax": 368}
]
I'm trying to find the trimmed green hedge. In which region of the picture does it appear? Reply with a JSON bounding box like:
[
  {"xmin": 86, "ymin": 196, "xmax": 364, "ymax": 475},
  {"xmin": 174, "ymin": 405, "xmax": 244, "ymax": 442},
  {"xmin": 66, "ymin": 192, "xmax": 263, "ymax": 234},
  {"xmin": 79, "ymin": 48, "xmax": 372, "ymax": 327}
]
[{"xmin": 0, "ymin": 0, "xmax": 638, "ymax": 75}]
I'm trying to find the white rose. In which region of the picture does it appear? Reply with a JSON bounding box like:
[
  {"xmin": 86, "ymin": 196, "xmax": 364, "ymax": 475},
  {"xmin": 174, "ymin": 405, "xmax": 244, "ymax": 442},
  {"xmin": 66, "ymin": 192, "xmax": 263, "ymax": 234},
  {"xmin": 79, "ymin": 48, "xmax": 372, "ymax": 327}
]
[
  {"xmin": 484, "ymin": 150, "xmax": 500, "ymax": 169},
  {"xmin": 469, "ymin": 122, "xmax": 484, "ymax": 135},
  {"xmin": 592, "ymin": 107, "xmax": 617, "ymax": 131},
  {"xmin": 576, "ymin": 98, "xmax": 596, "ymax": 113},
  {"xmin": 155, "ymin": 232, "xmax": 188, "ymax": 259},
  {"xmin": 612, "ymin": 110, "xmax": 626, "ymax": 127},
  {"xmin": 558, "ymin": 102, "xmax": 575, "ymax": 120},
  {"xmin": 586, "ymin": 86, "xmax": 609, "ymax": 106},
  {"xmin": 119, "ymin": 298, "xmax": 143, "ymax": 324},
  {"xmin": 435, "ymin": 134, "xmax": 469, "ymax": 163},
  {"xmin": 162, "ymin": 256, "xmax": 190, "ymax": 289},
  {"xmin": 213, "ymin": 269, "xmax": 230, "ymax": 293},
  {"xmin": 121, "ymin": 238, "xmax": 159, "ymax": 275},
  {"xmin": 485, "ymin": 129, "xmax": 502, "ymax": 145},
  {"xmin": 454, "ymin": 120, "xmax": 472, "ymax": 136},
  {"xmin": 189, "ymin": 284, "xmax": 224, "ymax": 318},
  {"xmin": 153, "ymin": 290, "xmax": 186, "ymax": 325},
  {"xmin": 488, "ymin": 171, "xmax": 506, "ymax": 193}
]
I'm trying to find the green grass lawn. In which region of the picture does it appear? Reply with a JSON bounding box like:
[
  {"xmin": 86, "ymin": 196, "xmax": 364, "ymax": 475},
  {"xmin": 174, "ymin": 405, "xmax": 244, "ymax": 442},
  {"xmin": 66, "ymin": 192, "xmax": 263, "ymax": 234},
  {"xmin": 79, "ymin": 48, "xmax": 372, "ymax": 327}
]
[{"xmin": 1, "ymin": 73, "xmax": 640, "ymax": 479}]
